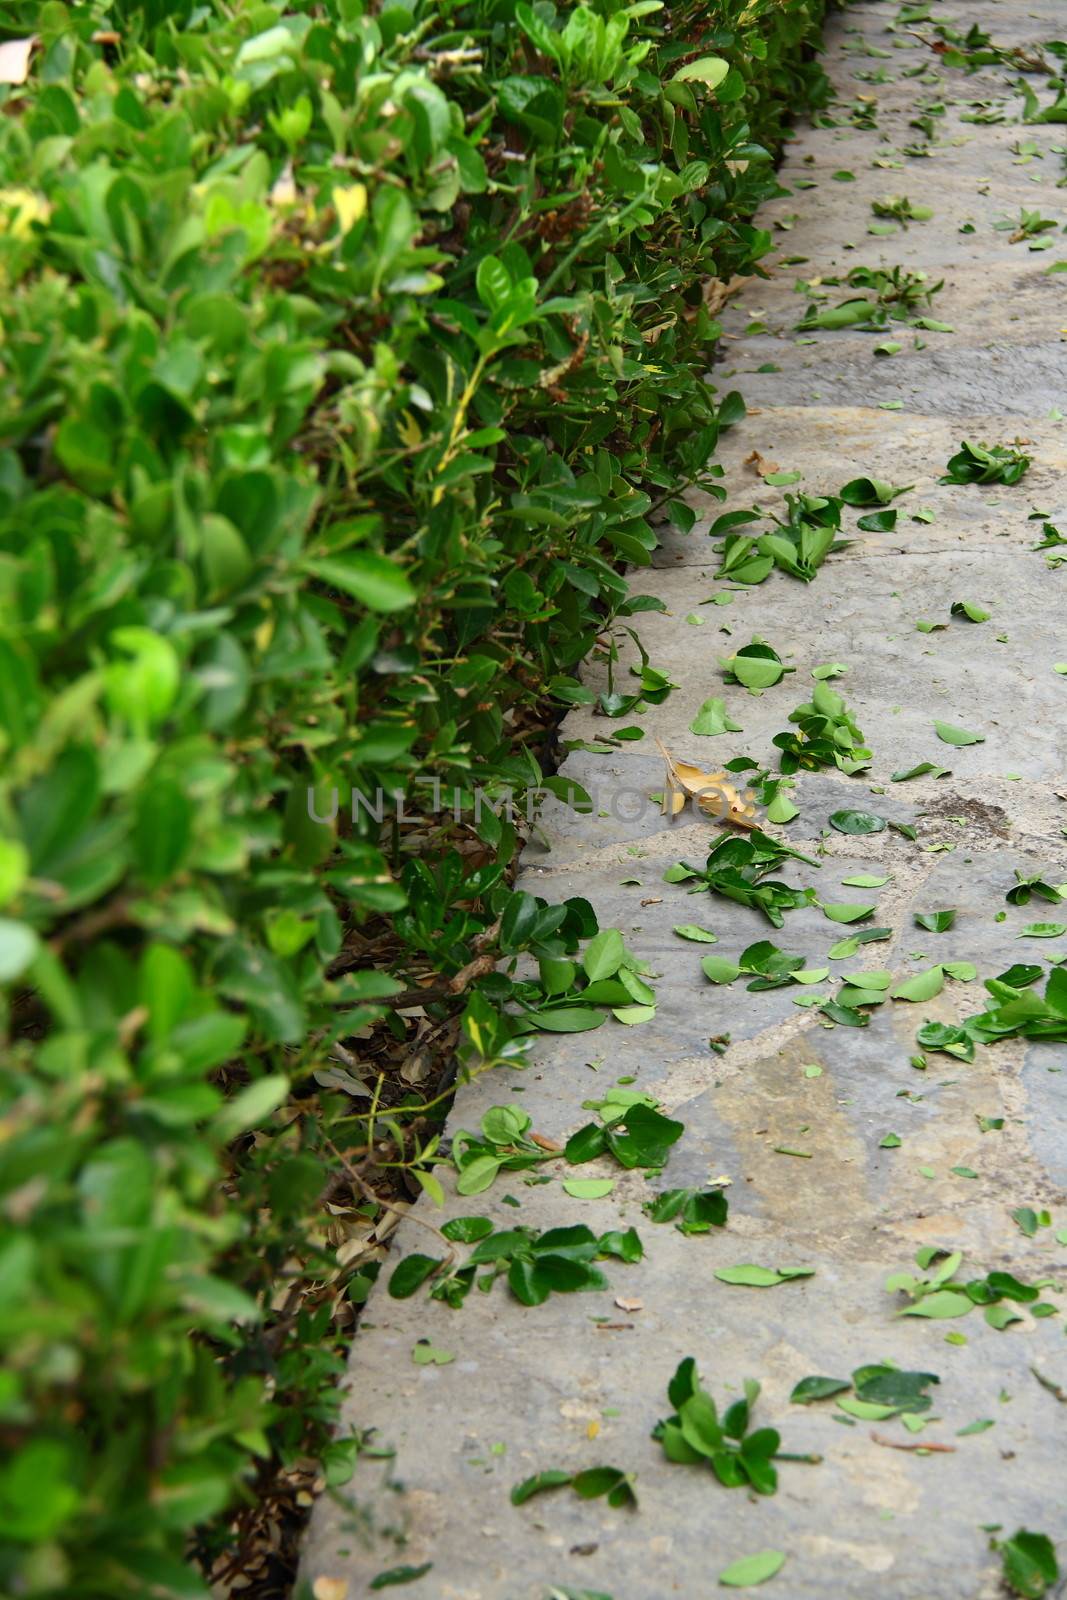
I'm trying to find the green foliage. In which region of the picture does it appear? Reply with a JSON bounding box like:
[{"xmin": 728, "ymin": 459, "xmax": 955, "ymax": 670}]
[
  {"xmin": 1000, "ymin": 1530, "xmax": 1060, "ymax": 1599},
  {"xmin": 653, "ymin": 1359, "xmax": 782, "ymax": 1494},
  {"xmin": 673, "ymin": 829, "xmax": 820, "ymax": 928},
  {"xmin": 0, "ymin": 0, "xmax": 826, "ymax": 1591},
  {"xmin": 774, "ymin": 681, "xmax": 872, "ymax": 775},
  {"xmin": 391, "ymin": 1219, "xmax": 643, "ymax": 1308},
  {"xmin": 940, "ymin": 439, "xmax": 1032, "ymax": 486}
]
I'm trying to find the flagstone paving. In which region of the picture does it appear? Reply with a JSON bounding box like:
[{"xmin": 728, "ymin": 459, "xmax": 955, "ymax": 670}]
[{"xmin": 303, "ymin": 4, "xmax": 1067, "ymax": 1595}]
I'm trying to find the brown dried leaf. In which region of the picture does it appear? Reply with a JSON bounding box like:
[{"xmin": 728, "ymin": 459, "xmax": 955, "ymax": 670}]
[
  {"xmin": 615, "ymin": 1296, "xmax": 644, "ymax": 1312},
  {"xmin": 744, "ymin": 448, "xmax": 781, "ymax": 478},
  {"xmin": 870, "ymin": 1431, "xmax": 956, "ymax": 1454},
  {"xmin": 702, "ymin": 275, "xmax": 748, "ymax": 315}
]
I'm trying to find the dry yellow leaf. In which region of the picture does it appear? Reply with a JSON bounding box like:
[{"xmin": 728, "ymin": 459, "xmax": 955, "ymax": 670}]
[
  {"xmin": 312, "ymin": 1578, "xmax": 348, "ymax": 1600},
  {"xmin": 333, "ymin": 183, "xmax": 367, "ymax": 234},
  {"xmin": 656, "ymin": 739, "xmax": 758, "ymax": 830},
  {"xmin": 586, "ymin": 1420, "xmax": 600, "ymax": 1439},
  {"xmin": 0, "ymin": 187, "xmax": 50, "ymax": 240}
]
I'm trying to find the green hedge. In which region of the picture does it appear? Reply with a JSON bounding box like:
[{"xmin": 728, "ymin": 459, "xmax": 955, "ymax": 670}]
[{"xmin": 0, "ymin": 1, "xmax": 826, "ymax": 1593}]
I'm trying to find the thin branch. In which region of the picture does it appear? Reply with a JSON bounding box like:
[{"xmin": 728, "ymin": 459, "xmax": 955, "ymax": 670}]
[
  {"xmin": 870, "ymin": 1431, "xmax": 955, "ymax": 1454},
  {"xmin": 322, "ymin": 1137, "xmax": 457, "ymax": 1271}
]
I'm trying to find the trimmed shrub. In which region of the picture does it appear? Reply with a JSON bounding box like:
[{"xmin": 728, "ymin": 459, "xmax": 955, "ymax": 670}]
[{"xmin": 0, "ymin": 1, "xmax": 826, "ymax": 1593}]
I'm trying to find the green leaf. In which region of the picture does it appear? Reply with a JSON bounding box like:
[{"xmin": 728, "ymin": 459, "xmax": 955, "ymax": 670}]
[
  {"xmin": 723, "ymin": 656, "xmax": 785, "ymax": 690},
  {"xmin": 822, "ymin": 902, "xmax": 876, "ymax": 924},
  {"xmin": 828, "ymin": 927, "xmax": 891, "ymax": 959},
  {"xmin": 369, "ymin": 1564, "xmax": 434, "ymax": 1590},
  {"xmin": 565, "ymin": 1124, "xmax": 609, "ymax": 1165},
  {"xmin": 0, "ymin": 918, "xmax": 40, "ymax": 983},
  {"xmin": 529, "ymin": 1007, "xmax": 607, "ymax": 1032},
  {"xmin": 983, "ymin": 1303, "xmax": 1021, "ymax": 1331},
  {"xmin": 644, "ymin": 1187, "xmax": 728, "ymax": 1231},
  {"xmin": 719, "ymin": 1551, "xmax": 787, "ymax": 1588},
  {"xmin": 799, "ymin": 298, "xmax": 877, "ymax": 331},
  {"xmin": 891, "ymin": 966, "xmax": 944, "ymax": 1002},
  {"xmin": 674, "ymin": 924, "xmax": 718, "ymax": 943},
  {"xmin": 837, "ymin": 1396, "xmax": 897, "ymax": 1421},
  {"xmin": 1018, "ymin": 923, "xmax": 1067, "ymax": 939},
  {"xmin": 714, "ymin": 1264, "xmax": 814, "ymax": 1287},
  {"xmin": 702, "ymin": 955, "xmax": 741, "ymax": 984},
  {"xmin": 839, "ymin": 476, "xmax": 911, "ymax": 506},
  {"xmin": 679, "ymin": 1390, "xmax": 724, "ymax": 1456},
  {"xmin": 412, "ymin": 1341, "xmax": 454, "ymax": 1366},
  {"xmin": 789, "ymin": 1375, "xmax": 850, "ymax": 1404},
  {"xmin": 562, "ymin": 1178, "xmax": 615, "ymax": 1199},
  {"xmin": 690, "ymin": 697, "xmax": 743, "ymax": 736},
  {"xmin": 572, "ymin": 1465, "xmax": 636, "ymax": 1507},
  {"xmin": 597, "ymin": 1226, "xmax": 644, "ymax": 1262},
  {"xmin": 55, "ymin": 418, "xmax": 115, "ymax": 495},
  {"xmin": 898, "ymin": 1289, "xmax": 973, "ymax": 1319},
  {"xmin": 212, "ymin": 1075, "xmax": 289, "ymax": 1141},
  {"xmin": 612, "ymin": 1003, "xmax": 656, "ymax": 1025},
  {"xmin": 941, "ymin": 440, "xmax": 1031, "ymax": 487},
  {"xmin": 440, "ymin": 1216, "xmax": 493, "ymax": 1243},
  {"xmin": 914, "ymin": 909, "xmax": 955, "ymax": 932},
  {"xmin": 841, "ymin": 970, "xmax": 890, "ymax": 989},
  {"xmin": 934, "ymin": 720, "xmax": 985, "ymax": 746},
  {"xmin": 455, "ymin": 1154, "xmax": 504, "ymax": 1195},
  {"xmin": 302, "ymin": 553, "xmax": 416, "ymax": 613},
  {"xmin": 856, "ymin": 508, "xmax": 898, "ymax": 532},
  {"xmin": 892, "ymin": 762, "xmax": 951, "ymax": 781},
  {"xmin": 852, "ymin": 1364, "xmax": 939, "ymax": 1411},
  {"xmin": 828, "ymin": 809, "xmax": 886, "ymax": 835},
  {"xmin": 510, "ymin": 1469, "xmax": 573, "ymax": 1505},
  {"xmin": 673, "ymin": 55, "xmax": 729, "ymax": 87},
  {"xmin": 766, "ymin": 792, "xmax": 799, "ymax": 824},
  {"xmin": 582, "ymin": 928, "xmax": 626, "ymax": 982},
  {"xmin": 388, "ymin": 1254, "xmax": 442, "ymax": 1298},
  {"xmin": 607, "ymin": 1103, "xmax": 684, "ymax": 1169}
]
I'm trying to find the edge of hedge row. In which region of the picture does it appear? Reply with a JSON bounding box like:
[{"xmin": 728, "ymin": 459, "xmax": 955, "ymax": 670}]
[{"xmin": 0, "ymin": 1, "xmax": 827, "ymax": 1592}]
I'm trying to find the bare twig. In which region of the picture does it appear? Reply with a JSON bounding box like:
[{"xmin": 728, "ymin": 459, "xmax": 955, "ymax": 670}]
[
  {"xmin": 322, "ymin": 1137, "xmax": 457, "ymax": 1271},
  {"xmin": 870, "ymin": 1431, "xmax": 955, "ymax": 1454}
]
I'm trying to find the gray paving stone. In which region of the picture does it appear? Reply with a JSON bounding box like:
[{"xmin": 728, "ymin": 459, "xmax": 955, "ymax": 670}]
[{"xmin": 302, "ymin": 4, "xmax": 1067, "ymax": 1596}]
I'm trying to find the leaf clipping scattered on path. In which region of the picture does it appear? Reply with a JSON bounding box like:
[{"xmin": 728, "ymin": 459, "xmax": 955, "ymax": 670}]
[{"xmin": 657, "ymin": 738, "xmax": 759, "ymax": 828}]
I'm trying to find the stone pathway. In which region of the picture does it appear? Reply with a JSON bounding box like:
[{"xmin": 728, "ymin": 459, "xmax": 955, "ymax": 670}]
[{"xmin": 304, "ymin": 5, "xmax": 1067, "ymax": 1596}]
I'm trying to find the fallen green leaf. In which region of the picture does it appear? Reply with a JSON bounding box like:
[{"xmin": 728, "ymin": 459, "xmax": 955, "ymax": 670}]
[
  {"xmin": 934, "ymin": 721, "xmax": 984, "ymax": 747},
  {"xmin": 715, "ymin": 1264, "xmax": 814, "ymax": 1287},
  {"xmin": 719, "ymin": 1551, "xmax": 787, "ymax": 1588}
]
